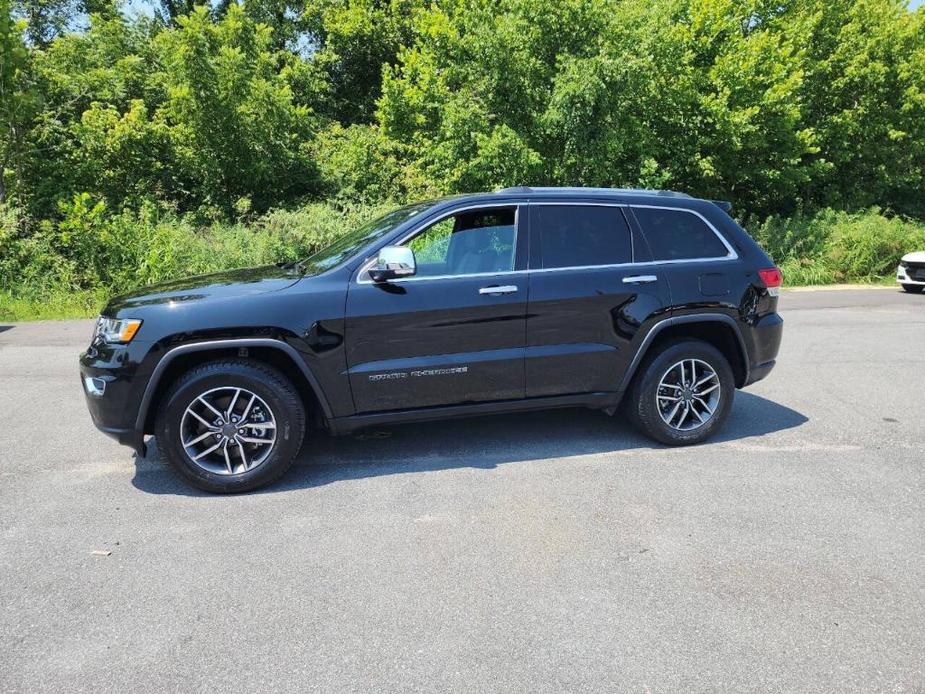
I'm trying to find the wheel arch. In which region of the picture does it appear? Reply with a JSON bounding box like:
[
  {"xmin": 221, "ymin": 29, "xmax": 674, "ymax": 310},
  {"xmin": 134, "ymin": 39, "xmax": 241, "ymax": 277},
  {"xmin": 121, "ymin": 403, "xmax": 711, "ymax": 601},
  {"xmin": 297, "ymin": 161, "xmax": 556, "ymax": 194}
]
[
  {"xmin": 137, "ymin": 339, "xmax": 333, "ymax": 436},
  {"xmin": 619, "ymin": 314, "xmax": 750, "ymax": 392}
]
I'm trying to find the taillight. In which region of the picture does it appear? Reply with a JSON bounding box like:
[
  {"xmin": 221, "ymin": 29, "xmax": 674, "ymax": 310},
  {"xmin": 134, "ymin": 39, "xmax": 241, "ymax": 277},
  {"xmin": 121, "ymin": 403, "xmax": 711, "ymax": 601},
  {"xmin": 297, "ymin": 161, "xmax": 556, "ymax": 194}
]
[{"xmin": 758, "ymin": 267, "xmax": 783, "ymax": 297}]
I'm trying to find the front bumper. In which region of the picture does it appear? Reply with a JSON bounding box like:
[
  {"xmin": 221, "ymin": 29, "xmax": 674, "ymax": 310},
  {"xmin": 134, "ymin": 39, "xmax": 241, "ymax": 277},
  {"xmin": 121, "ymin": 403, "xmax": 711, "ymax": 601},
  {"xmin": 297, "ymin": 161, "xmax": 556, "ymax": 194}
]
[
  {"xmin": 897, "ymin": 265, "xmax": 925, "ymax": 286},
  {"xmin": 80, "ymin": 342, "xmax": 150, "ymax": 456}
]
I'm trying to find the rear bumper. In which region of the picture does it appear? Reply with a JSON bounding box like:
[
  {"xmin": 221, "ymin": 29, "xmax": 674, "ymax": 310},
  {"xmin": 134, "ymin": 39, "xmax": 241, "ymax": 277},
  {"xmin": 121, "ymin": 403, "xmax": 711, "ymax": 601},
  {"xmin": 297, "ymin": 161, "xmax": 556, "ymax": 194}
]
[
  {"xmin": 743, "ymin": 312, "xmax": 782, "ymax": 386},
  {"xmin": 745, "ymin": 359, "xmax": 776, "ymax": 385}
]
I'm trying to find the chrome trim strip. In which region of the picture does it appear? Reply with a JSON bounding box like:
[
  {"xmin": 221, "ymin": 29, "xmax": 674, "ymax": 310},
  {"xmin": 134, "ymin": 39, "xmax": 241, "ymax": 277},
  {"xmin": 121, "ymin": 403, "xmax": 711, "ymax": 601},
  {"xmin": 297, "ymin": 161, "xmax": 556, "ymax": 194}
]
[
  {"xmin": 479, "ymin": 285, "xmax": 518, "ymax": 295},
  {"xmin": 358, "ymin": 256, "xmax": 737, "ymax": 285},
  {"xmin": 363, "ymin": 269, "xmax": 529, "ymax": 283}
]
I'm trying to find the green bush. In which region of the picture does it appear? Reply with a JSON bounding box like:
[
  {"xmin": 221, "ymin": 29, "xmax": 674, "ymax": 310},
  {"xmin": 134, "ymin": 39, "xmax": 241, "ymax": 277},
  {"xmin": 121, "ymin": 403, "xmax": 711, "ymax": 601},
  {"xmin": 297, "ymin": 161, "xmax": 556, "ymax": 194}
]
[
  {"xmin": 0, "ymin": 198, "xmax": 395, "ymax": 320},
  {"xmin": 750, "ymin": 208, "xmax": 925, "ymax": 285}
]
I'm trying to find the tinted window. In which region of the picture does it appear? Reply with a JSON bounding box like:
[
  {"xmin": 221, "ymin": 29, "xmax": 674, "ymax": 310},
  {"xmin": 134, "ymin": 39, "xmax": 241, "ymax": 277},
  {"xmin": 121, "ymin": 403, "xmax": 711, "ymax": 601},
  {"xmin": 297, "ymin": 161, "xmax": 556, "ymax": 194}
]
[
  {"xmin": 405, "ymin": 207, "xmax": 516, "ymax": 277},
  {"xmin": 634, "ymin": 207, "xmax": 729, "ymax": 261},
  {"xmin": 534, "ymin": 205, "xmax": 632, "ymax": 269}
]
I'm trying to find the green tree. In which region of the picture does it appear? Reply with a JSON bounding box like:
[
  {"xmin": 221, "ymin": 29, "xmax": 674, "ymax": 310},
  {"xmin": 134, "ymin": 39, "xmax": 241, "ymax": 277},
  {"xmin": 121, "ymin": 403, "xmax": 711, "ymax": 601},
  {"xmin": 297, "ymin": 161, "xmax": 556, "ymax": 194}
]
[
  {"xmin": 377, "ymin": 0, "xmax": 826, "ymax": 216},
  {"xmin": 306, "ymin": 0, "xmax": 424, "ymax": 124},
  {"xmin": 784, "ymin": 0, "xmax": 925, "ymax": 217},
  {"xmin": 21, "ymin": 10, "xmax": 163, "ymax": 216},
  {"xmin": 0, "ymin": 0, "xmax": 37, "ymax": 205},
  {"xmin": 156, "ymin": 4, "xmax": 322, "ymax": 214},
  {"xmin": 19, "ymin": 5, "xmax": 326, "ymax": 217}
]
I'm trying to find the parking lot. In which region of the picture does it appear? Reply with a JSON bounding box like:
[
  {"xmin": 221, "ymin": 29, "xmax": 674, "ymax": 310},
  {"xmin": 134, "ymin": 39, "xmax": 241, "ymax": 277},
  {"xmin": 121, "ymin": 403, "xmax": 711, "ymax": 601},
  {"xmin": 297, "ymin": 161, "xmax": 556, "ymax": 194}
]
[{"xmin": 1, "ymin": 287, "xmax": 923, "ymax": 692}]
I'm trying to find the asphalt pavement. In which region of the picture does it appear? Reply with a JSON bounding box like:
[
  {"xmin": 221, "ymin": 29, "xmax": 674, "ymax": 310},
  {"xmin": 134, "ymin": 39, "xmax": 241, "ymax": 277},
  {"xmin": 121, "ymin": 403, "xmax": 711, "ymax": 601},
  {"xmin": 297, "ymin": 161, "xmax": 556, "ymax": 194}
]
[{"xmin": 1, "ymin": 287, "xmax": 923, "ymax": 692}]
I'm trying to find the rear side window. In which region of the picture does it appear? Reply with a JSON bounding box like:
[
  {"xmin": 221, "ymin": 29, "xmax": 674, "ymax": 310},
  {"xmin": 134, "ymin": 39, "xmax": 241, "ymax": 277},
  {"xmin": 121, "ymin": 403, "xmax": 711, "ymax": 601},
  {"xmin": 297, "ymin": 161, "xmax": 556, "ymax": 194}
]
[
  {"xmin": 634, "ymin": 207, "xmax": 730, "ymax": 261},
  {"xmin": 534, "ymin": 205, "xmax": 632, "ymax": 269}
]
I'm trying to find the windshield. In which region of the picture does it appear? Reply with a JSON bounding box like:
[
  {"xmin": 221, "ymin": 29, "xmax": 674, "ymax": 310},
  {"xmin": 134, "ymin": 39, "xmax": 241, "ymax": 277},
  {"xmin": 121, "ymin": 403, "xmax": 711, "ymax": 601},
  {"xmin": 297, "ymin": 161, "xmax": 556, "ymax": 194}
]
[{"xmin": 300, "ymin": 202, "xmax": 433, "ymax": 275}]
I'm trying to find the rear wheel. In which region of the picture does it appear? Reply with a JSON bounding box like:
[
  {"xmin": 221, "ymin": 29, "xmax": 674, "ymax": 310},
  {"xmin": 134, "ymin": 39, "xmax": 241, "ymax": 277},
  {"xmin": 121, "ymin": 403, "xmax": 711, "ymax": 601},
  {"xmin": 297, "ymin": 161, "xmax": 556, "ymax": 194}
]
[
  {"xmin": 901, "ymin": 284, "xmax": 924, "ymax": 293},
  {"xmin": 155, "ymin": 359, "xmax": 305, "ymax": 493},
  {"xmin": 625, "ymin": 339, "xmax": 734, "ymax": 446}
]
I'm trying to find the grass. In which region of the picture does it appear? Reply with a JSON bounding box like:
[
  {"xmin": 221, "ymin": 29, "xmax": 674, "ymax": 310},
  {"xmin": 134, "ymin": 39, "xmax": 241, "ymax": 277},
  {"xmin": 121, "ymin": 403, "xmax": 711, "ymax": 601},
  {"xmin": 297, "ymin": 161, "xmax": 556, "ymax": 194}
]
[{"xmin": 0, "ymin": 289, "xmax": 109, "ymax": 322}]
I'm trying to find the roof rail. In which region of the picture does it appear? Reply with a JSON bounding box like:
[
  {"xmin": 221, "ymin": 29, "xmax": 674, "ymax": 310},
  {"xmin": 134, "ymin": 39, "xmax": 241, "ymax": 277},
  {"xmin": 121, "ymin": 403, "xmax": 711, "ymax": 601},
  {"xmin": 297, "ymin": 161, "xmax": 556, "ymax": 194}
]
[{"xmin": 497, "ymin": 186, "xmax": 693, "ymax": 198}]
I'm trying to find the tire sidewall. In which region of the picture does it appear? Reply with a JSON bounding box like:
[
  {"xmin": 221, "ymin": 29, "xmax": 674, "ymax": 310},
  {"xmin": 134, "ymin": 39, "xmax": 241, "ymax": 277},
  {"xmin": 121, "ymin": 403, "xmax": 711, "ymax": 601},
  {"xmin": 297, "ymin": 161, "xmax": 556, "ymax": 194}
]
[
  {"xmin": 631, "ymin": 340, "xmax": 735, "ymax": 446},
  {"xmin": 156, "ymin": 363, "xmax": 304, "ymax": 492}
]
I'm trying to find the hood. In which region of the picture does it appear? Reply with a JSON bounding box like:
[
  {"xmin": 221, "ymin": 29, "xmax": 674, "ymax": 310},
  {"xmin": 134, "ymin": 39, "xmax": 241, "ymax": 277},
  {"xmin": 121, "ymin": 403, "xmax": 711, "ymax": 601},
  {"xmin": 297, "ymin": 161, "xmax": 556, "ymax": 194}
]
[
  {"xmin": 902, "ymin": 251, "xmax": 925, "ymax": 264},
  {"xmin": 104, "ymin": 264, "xmax": 303, "ymax": 315}
]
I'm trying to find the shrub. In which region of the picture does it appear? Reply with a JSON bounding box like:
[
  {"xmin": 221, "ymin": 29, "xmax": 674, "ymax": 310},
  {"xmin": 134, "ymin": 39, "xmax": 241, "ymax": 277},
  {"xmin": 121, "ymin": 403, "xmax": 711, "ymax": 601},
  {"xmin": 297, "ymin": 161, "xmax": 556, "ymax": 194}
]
[
  {"xmin": 0, "ymin": 198, "xmax": 395, "ymax": 320},
  {"xmin": 749, "ymin": 208, "xmax": 925, "ymax": 285}
]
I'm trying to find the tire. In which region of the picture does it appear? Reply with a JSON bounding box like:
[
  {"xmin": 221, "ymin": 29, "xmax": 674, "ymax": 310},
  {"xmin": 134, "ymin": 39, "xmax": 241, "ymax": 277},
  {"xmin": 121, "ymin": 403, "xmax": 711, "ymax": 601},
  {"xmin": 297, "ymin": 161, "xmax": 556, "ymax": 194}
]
[
  {"xmin": 155, "ymin": 359, "xmax": 305, "ymax": 493},
  {"xmin": 901, "ymin": 284, "xmax": 924, "ymax": 293},
  {"xmin": 624, "ymin": 339, "xmax": 735, "ymax": 446}
]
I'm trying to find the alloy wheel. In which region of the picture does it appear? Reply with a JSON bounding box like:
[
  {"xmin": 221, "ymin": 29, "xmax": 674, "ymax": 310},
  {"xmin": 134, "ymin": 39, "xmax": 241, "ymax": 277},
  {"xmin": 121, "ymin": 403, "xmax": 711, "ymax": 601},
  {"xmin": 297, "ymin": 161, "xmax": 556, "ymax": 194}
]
[
  {"xmin": 179, "ymin": 386, "xmax": 277, "ymax": 475},
  {"xmin": 655, "ymin": 358, "xmax": 721, "ymax": 432}
]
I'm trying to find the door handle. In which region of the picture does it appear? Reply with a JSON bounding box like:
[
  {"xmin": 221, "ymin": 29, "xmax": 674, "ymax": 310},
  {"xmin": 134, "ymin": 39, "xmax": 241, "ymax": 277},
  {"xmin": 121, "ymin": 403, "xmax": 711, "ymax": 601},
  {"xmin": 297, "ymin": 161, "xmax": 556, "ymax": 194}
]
[
  {"xmin": 622, "ymin": 275, "xmax": 658, "ymax": 284},
  {"xmin": 479, "ymin": 285, "xmax": 519, "ymax": 295}
]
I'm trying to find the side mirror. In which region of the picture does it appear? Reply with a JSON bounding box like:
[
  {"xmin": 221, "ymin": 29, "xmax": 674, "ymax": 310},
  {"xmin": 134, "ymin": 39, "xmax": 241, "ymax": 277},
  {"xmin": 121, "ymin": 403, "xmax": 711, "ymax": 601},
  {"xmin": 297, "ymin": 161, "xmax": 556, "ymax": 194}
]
[{"xmin": 370, "ymin": 246, "xmax": 416, "ymax": 282}]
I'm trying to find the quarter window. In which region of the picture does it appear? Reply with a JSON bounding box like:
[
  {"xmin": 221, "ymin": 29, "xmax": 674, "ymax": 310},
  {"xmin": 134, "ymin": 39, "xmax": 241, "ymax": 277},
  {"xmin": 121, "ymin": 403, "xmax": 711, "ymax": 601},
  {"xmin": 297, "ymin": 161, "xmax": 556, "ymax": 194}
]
[
  {"xmin": 404, "ymin": 208, "xmax": 517, "ymax": 277},
  {"xmin": 634, "ymin": 207, "xmax": 729, "ymax": 261},
  {"xmin": 534, "ymin": 205, "xmax": 632, "ymax": 269}
]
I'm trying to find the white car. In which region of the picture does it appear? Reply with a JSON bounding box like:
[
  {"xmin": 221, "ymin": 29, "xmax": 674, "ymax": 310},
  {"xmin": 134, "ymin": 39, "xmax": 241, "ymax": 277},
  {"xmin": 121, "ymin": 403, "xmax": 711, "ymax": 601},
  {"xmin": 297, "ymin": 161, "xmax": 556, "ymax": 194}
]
[{"xmin": 897, "ymin": 252, "xmax": 925, "ymax": 293}]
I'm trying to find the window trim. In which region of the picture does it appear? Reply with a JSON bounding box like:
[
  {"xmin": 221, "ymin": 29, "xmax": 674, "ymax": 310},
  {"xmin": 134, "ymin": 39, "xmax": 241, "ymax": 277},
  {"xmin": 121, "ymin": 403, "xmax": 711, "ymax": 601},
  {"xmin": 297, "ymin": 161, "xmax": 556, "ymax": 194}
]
[{"xmin": 354, "ymin": 201, "xmax": 738, "ymax": 284}]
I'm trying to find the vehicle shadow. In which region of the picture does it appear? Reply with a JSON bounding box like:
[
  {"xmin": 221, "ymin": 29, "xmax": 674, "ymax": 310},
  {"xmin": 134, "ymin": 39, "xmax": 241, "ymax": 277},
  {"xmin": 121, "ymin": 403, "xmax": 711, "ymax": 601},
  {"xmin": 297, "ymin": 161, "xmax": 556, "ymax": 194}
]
[
  {"xmin": 131, "ymin": 391, "xmax": 808, "ymax": 497},
  {"xmin": 0, "ymin": 326, "xmax": 13, "ymax": 334}
]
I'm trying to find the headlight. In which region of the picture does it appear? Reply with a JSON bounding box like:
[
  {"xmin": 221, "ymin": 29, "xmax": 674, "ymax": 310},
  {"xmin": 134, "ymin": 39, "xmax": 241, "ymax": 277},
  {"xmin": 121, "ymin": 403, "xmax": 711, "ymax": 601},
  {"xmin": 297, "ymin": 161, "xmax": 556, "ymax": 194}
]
[{"xmin": 95, "ymin": 316, "xmax": 142, "ymax": 344}]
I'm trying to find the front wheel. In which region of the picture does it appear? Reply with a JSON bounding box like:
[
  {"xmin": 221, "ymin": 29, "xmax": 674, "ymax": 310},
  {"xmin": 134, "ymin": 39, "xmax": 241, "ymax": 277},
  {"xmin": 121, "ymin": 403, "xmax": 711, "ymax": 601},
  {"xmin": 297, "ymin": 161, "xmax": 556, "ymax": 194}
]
[
  {"xmin": 901, "ymin": 284, "xmax": 924, "ymax": 293},
  {"xmin": 624, "ymin": 339, "xmax": 735, "ymax": 446},
  {"xmin": 155, "ymin": 359, "xmax": 306, "ymax": 493}
]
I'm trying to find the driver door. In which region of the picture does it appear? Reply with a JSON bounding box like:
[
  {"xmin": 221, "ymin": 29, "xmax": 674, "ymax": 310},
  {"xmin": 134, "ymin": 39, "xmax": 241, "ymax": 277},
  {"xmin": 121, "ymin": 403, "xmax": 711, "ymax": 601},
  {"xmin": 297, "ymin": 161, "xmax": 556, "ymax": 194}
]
[{"xmin": 345, "ymin": 204, "xmax": 528, "ymax": 413}]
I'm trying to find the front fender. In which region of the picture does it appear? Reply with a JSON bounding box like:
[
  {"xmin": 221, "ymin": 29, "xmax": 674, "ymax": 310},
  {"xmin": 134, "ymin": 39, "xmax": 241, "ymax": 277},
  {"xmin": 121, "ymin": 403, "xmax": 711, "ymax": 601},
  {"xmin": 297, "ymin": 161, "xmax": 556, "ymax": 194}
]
[{"xmin": 133, "ymin": 337, "xmax": 336, "ymax": 446}]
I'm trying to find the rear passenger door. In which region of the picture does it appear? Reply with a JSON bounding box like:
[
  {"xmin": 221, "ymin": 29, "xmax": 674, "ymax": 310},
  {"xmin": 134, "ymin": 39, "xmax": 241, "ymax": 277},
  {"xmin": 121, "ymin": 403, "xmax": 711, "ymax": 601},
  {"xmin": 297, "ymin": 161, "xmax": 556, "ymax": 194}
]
[{"xmin": 525, "ymin": 202, "xmax": 671, "ymax": 397}]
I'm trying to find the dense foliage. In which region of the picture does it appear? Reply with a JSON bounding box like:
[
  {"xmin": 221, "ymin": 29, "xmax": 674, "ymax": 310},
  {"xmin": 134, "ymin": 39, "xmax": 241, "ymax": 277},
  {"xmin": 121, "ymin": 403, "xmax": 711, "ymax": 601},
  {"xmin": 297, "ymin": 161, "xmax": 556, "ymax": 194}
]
[{"xmin": 1, "ymin": 0, "xmax": 924, "ymax": 318}]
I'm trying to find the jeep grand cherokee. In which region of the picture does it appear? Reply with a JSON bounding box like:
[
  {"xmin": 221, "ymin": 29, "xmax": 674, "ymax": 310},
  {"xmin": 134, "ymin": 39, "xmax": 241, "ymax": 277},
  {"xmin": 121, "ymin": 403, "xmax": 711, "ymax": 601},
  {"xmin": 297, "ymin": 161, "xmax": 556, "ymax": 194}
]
[{"xmin": 80, "ymin": 187, "xmax": 783, "ymax": 493}]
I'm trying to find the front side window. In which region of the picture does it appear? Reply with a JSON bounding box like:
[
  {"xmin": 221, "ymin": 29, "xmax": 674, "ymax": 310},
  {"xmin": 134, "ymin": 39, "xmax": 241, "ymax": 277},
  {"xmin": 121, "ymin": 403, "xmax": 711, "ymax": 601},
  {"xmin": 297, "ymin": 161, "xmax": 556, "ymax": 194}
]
[
  {"xmin": 633, "ymin": 207, "xmax": 730, "ymax": 261},
  {"xmin": 534, "ymin": 205, "xmax": 632, "ymax": 269},
  {"xmin": 404, "ymin": 207, "xmax": 517, "ymax": 277}
]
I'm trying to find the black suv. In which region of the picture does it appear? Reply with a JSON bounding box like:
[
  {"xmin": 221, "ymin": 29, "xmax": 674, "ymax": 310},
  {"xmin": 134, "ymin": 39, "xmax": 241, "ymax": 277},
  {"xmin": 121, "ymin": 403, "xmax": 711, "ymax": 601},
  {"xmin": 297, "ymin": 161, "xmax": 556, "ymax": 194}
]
[{"xmin": 80, "ymin": 187, "xmax": 783, "ymax": 492}]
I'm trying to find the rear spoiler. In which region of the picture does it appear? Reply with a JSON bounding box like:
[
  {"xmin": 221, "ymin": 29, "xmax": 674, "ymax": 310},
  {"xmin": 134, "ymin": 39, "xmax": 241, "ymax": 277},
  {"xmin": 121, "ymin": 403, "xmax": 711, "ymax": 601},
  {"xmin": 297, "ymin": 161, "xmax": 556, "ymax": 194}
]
[{"xmin": 712, "ymin": 200, "xmax": 733, "ymax": 213}]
